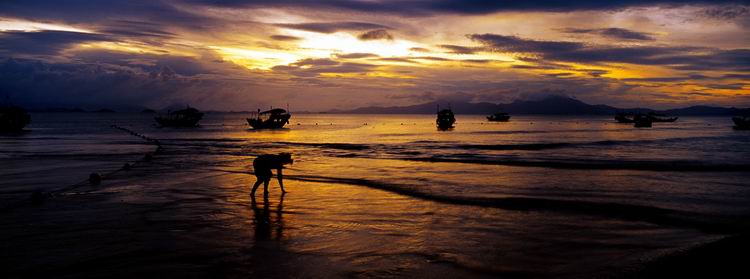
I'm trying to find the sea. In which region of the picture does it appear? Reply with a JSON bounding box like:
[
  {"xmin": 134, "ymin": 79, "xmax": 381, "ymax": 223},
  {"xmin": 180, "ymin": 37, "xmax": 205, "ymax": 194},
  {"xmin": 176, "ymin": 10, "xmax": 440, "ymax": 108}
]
[{"xmin": 2, "ymin": 112, "xmax": 750, "ymax": 277}]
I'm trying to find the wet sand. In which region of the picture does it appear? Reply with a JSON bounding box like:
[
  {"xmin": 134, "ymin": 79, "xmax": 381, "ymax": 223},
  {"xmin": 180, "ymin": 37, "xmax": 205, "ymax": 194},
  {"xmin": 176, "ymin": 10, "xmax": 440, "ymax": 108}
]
[{"xmin": 1, "ymin": 158, "xmax": 740, "ymax": 278}]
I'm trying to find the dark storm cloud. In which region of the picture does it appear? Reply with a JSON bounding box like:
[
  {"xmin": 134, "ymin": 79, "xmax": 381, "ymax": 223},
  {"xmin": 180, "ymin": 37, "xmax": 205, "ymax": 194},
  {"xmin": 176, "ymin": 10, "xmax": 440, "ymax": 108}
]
[
  {"xmin": 274, "ymin": 22, "xmax": 390, "ymax": 33},
  {"xmin": 470, "ymin": 33, "xmax": 750, "ymax": 71},
  {"xmin": 0, "ymin": 1, "xmax": 210, "ymax": 28},
  {"xmin": 183, "ymin": 0, "xmax": 750, "ymax": 15},
  {"xmin": 0, "ymin": 30, "xmax": 111, "ymax": 55},
  {"xmin": 357, "ymin": 29, "xmax": 393, "ymax": 41},
  {"xmin": 270, "ymin": 35, "xmax": 302, "ymax": 41},
  {"xmin": 70, "ymin": 50, "xmax": 214, "ymax": 76},
  {"xmin": 0, "ymin": 57, "xmax": 219, "ymax": 110},
  {"xmin": 560, "ymin": 28, "xmax": 655, "ymax": 41}
]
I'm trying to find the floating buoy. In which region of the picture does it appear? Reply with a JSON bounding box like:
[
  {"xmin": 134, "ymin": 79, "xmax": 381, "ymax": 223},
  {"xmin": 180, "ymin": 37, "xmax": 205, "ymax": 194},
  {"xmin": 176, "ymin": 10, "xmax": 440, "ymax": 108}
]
[
  {"xmin": 89, "ymin": 173, "xmax": 102, "ymax": 185},
  {"xmin": 31, "ymin": 191, "xmax": 46, "ymax": 204}
]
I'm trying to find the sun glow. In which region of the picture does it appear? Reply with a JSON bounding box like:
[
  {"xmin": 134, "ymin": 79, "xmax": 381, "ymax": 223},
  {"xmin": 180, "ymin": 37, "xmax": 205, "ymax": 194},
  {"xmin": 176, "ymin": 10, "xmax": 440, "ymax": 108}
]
[{"xmin": 211, "ymin": 46, "xmax": 302, "ymax": 70}]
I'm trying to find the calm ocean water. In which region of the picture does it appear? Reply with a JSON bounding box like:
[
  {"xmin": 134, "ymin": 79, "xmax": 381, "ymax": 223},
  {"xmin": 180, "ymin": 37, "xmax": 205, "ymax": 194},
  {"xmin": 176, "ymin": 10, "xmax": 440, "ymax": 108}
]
[{"xmin": 2, "ymin": 112, "xmax": 750, "ymax": 276}]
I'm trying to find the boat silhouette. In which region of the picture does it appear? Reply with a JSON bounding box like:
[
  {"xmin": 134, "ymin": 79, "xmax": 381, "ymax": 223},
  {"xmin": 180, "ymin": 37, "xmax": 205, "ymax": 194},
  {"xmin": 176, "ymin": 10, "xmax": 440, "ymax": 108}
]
[
  {"xmin": 733, "ymin": 116, "xmax": 750, "ymax": 130},
  {"xmin": 633, "ymin": 114, "xmax": 652, "ymax": 128},
  {"xmin": 436, "ymin": 106, "xmax": 455, "ymax": 130},
  {"xmin": 154, "ymin": 106, "xmax": 203, "ymax": 127},
  {"xmin": 647, "ymin": 112, "xmax": 678, "ymax": 122},
  {"xmin": 247, "ymin": 108, "xmax": 291, "ymax": 129},
  {"xmin": 487, "ymin": 112, "xmax": 511, "ymax": 122},
  {"xmin": 615, "ymin": 112, "xmax": 677, "ymax": 123},
  {"xmin": 614, "ymin": 112, "xmax": 635, "ymax": 123},
  {"xmin": 0, "ymin": 105, "xmax": 31, "ymax": 132}
]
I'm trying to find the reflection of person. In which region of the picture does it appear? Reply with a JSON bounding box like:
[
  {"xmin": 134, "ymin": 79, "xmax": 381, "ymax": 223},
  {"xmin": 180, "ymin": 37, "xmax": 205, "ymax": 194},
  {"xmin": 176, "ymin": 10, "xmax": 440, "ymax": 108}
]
[
  {"xmin": 251, "ymin": 153, "xmax": 293, "ymax": 197},
  {"xmin": 250, "ymin": 193, "xmax": 285, "ymax": 241}
]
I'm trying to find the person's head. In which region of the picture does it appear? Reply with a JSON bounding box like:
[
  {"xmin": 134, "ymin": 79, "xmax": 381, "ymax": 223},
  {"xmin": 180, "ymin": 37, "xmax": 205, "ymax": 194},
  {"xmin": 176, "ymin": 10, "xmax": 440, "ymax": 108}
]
[{"xmin": 278, "ymin": 152, "xmax": 293, "ymax": 165}]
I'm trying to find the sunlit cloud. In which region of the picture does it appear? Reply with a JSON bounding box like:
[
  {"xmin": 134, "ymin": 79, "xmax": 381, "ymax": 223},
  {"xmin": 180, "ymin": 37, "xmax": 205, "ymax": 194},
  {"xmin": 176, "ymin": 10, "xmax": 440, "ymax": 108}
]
[{"xmin": 0, "ymin": 1, "xmax": 748, "ymax": 110}]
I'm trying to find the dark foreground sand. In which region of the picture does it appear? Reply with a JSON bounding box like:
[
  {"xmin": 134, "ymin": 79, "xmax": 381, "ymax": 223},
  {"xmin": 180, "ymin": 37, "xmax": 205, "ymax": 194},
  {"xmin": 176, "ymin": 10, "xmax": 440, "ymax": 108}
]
[{"xmin": 1, "ymin": 159, "xmax": 747, "ymax": 278}]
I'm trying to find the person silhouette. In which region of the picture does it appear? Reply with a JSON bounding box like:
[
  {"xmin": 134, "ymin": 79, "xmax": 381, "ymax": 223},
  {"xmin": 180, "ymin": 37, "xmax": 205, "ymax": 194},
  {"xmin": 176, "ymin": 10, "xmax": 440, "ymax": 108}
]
[{"xmin": 251, "ymin": 153, "xmax": 293, "ymax": 197}]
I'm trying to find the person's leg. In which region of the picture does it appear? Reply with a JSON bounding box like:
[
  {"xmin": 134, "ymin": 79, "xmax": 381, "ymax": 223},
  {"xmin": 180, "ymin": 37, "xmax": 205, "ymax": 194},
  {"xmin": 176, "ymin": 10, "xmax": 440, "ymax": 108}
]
[
  {"xmin": 263, "ymin": 178, "xmax": 270, "ymax": 196},
  {"xmin": 251, "ymin": 178, "xmax": 263, "ymax": 196}
]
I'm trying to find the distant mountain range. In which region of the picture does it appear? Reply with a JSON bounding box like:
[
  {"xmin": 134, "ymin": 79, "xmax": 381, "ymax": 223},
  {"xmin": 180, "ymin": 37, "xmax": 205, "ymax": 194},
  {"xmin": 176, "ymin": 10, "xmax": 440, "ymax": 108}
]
[{"xmin": 331, "ymin": 96, "xmax": 750, "ymax": 116}]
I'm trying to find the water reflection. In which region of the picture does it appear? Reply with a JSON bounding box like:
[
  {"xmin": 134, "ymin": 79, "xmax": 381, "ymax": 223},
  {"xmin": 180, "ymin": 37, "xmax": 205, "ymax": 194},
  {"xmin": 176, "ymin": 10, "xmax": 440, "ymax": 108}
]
[{"xmin": 250, "ymin": 193, "xmax": 285, "ymax": 241}]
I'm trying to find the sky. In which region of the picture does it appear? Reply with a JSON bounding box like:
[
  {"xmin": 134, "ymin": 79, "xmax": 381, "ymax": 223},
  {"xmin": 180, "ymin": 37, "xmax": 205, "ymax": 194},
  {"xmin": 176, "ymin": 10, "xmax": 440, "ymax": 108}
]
[{"xmin": 0, "ymin": 0, "xmax": 749, "ymax": 111}]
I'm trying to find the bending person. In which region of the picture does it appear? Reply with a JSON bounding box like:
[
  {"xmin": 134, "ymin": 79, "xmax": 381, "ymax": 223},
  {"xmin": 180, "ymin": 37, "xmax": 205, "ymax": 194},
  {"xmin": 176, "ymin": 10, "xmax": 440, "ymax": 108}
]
[{"xmin": 251, "ymin": 153, "xmax": 293, "ymax": 197}]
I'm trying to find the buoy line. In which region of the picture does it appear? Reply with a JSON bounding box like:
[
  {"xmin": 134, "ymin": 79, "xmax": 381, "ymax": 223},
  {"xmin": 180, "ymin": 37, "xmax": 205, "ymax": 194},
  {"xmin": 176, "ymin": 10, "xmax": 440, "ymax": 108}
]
[{"xmin": 1, "ymin": 125, "xmax": 163, "ymax": 211}]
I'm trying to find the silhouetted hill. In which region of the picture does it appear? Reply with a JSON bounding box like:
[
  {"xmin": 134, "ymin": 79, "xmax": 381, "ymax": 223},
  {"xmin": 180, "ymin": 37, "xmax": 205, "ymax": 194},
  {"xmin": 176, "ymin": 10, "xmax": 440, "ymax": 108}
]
[{"xmin": 333, "ymin": 96, "xmax": 747, "ymax": 115}]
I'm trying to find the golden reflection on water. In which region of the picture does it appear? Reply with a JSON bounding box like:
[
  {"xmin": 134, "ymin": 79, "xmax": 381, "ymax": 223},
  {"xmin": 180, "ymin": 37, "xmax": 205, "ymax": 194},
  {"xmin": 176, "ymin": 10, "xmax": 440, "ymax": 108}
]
[{"xmin": 201, "ymin": 170, "xmax": 712, "ymax": 277}]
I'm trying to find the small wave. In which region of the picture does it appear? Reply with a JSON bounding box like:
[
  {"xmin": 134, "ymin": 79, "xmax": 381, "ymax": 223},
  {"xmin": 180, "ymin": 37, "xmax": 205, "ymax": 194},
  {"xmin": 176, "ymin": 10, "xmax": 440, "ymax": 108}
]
[
  {"xmin": 404, "ymin": 157, "xmax": 750, "ymax": 172},
  {"xmin": 283, "ymin": 174, "xmax": 745, "ymax": 233},
  {"xmin": 161, "ymin": 138, "xmax": 246, "ymax": 142},
  {"xmin": 277, "ymin": 141, "xmax": 373, "ymax": 151}
]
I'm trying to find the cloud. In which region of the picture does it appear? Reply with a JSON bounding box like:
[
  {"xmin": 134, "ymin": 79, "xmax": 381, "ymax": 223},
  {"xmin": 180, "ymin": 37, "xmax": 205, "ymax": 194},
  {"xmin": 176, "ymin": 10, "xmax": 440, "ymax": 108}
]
[
  {"xmin": 560, "ymin": 27, "xmax": 655, "ymax": 41},
  {"xmin": 409, "ymin": 47, "xmax": 431, "ymax": 52},
  {"xmin": 0, "ymin": 57, "xmax": 224, "ymax": 110},
  {"xmin": 270, "ymin": 35, "xmax": 302, "ymax": 41},
  {"xmin": 377, "ymin": 57, "xmax": 417, "ymax": 63},
  {"xmin": 272, "ymin": 58, "xmax": 377, "ymax": 77},
  {"xmin": 0, "ymin": 30, "xmax": 111, "ymax": 55},
  {"xmin": 182, "ymin": 0, "xmax": 750, "ymax": 16},
  {"xmin": 357, "ymin": 29, "xmax": 393, "ymax": 41},
  {"xmin": 332, "ymin": 53, "xmax": 379, "ymax": 59},
  {"xmin": 274, "ymin": 22, "xmax": 390, "ymax": 33},
  {"xmin": 438, "ymin": 44, "xmax": 484, "ymax": 54},
  {"xmin": 470, "ymin": 33, "xmax": 750, "ymax": 71},
  {"xmin": 70, "ymin": 49, "xmax": 215, "ymax": 76},
  {"xmin": 0, "ymin": 1, "xmax": 211, "ymax": 28}
]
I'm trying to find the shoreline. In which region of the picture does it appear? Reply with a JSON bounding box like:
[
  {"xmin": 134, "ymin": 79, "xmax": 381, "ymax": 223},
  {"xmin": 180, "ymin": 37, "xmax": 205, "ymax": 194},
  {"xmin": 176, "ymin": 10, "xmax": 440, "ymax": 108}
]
[{"xmin": 1, "ymin": 162, "xmax": 736, "ymax": 278}]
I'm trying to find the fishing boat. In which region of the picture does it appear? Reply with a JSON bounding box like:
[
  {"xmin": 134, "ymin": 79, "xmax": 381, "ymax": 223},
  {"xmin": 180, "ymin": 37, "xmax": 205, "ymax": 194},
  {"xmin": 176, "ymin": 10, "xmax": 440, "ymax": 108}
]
[
  {"xmin": 154, "ymin": 106, "xmax": 203, "ymax": 127},
  {"xmin": 247, "ymin": 108, "xmax": 291, "ymax": 129},
  {"xmin": 487, "ymin": 112, "xmax": 511, "ymax": 122},
  {"xmin": 733, "ymin": 116, "xmax": 750, "ymax": 130},
  {"xmin": 614, "ymin": 112, "xmax": 635, "ymax": 123},
  {"xmin": 0, "ymin": 105, "xmax": 31, "ymax": 132},
  {"xmin": 648, "ymin": 112, "xmax": 678, "ymax": 123},
  {"xmin": 633, "ymin": 114, "xmax": 652, "ymax": 128},
  {"xmin": 436, "ymin": 107, "xmax": 455, "ymax": 130}
]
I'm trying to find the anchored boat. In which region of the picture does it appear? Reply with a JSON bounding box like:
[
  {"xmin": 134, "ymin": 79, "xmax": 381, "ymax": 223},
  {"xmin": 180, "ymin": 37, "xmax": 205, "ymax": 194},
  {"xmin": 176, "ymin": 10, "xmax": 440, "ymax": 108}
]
[
  {"xmin": 733, "ymin": 116, "xmax": 750, "ymax": 130},
  {"xmin": 154, "ymin": 106, "xmax": 203, "ymax": 127},
  {"xmin": 633, "ymin": 114, "xmax": 652, "ymax": 128},
  {"xmin": 436, "ymin": 107, "xmax": 455, "ymax": 130},
  {"xmin": 614, "ymin": 112, "xmax": 635, "ymax": 123},
  {"xmin": 648, "ymin": 112, "xmax": 678, "ymax": 123},
  {"xmin": 615, "ymin": 112, "xmax": 677, "ymax": 124},
  {"xmin": 247, "ymin": 108, "xmax": 291, "ymax": 129},
  {"xmin": 487, "ymin": 112, "xmax": 511, "ymax": 122},
  {"xmin": 0, "ymin": 105, "xmax": 31, "ymax": 132}
]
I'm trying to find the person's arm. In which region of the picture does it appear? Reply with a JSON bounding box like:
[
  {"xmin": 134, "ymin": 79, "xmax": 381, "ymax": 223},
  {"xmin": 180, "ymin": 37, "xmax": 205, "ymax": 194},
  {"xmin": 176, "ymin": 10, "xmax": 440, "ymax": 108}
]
[{"xmin": 277, "ymin": 167, "xmax": 286, "ymax": 193}]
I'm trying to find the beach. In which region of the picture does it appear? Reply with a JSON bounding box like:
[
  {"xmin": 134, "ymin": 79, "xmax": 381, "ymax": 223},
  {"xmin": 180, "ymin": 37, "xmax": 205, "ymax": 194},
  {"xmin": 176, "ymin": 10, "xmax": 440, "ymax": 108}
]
[{"xmin": 2, "ymin": 113, "xmax": 750, "ymax": 278}]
